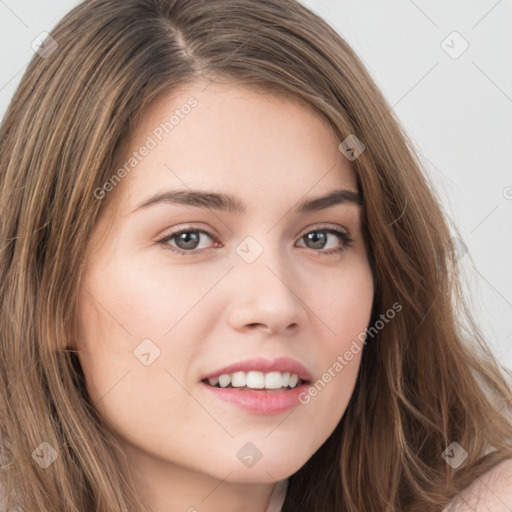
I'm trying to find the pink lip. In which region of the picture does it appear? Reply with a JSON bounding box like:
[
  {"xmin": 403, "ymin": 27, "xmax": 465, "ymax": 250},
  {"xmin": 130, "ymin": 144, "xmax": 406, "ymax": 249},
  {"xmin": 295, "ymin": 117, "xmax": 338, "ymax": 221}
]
[
  {"xmin": 202, "ymin": 382, "xmax": 309, "ymax": 415},
  {"xmin": 202, "ymin": 357, "xmax": 312, "ymax": 382}
]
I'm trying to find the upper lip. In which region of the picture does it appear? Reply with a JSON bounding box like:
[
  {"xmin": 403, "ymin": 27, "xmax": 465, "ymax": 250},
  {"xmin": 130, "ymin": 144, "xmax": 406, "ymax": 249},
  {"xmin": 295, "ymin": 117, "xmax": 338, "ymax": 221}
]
[{"xmin": 202, "ymin": 357, "xmax": 312, "ymax": 382}]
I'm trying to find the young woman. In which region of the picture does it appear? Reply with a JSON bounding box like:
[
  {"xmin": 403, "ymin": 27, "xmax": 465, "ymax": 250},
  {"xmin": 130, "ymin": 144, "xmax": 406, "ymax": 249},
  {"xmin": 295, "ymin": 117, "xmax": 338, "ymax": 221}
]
[{"xmin": 0, "ymin": 1, "xmax": 511, "ymax": 511}]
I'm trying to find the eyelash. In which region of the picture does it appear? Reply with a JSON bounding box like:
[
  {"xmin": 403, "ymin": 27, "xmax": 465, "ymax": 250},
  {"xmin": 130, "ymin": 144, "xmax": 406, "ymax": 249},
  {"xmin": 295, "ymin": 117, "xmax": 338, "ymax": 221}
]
[{"xmin": 156, "ymin": 225, "xmax": 354, "ymax": 258}]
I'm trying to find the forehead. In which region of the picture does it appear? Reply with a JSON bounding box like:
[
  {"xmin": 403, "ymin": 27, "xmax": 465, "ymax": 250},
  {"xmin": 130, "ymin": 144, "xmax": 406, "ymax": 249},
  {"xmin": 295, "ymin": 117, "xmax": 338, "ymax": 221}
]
[{"xmin": 111, "ymin": 80, "xmax": 358, "ymax": 211}]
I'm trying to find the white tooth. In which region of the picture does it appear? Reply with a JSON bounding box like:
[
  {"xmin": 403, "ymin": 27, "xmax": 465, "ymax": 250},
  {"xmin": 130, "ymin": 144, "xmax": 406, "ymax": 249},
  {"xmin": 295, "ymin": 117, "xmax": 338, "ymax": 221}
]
[
  {"xmin": 246, "ymin": 371, "xmax": 265, "ymax": 389},
  {"xmin": 231, "ymin": 371, "xmax": 247, "ymax": 387},
  {"xmin": 208, "ymin": 376, "xmax": 219, "ymax": 386},
  {"xmin": 281, "ymin": 372, "xmax": 290, "ymax": 387},
  {"xmin": 218, "ymin": 374, "xmax": 231, "ymax": 388},
  {"xmin": 288, "ymin": 373, "xmax": 299, "ymax": 388},
  {"xmin": 265, "ymin": 371, "xmax": 284, "ymax": 389}
]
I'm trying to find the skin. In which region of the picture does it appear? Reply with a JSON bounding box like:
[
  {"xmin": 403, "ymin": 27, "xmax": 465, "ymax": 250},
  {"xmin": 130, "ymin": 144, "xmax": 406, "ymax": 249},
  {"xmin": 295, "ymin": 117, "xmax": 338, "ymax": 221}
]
[
  {"xmin": 76, "ymin": 79, "xmax": 374, "ymax": 512},
  {"xmin": 445, "ymin": 459, "xmax": 512, "ymax": 511}
]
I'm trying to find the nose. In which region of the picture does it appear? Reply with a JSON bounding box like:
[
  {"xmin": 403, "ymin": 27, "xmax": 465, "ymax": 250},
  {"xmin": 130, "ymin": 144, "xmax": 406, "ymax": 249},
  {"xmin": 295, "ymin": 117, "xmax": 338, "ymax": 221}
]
[{"xmin": 226, "ymin": 249, "xmax": 308, "ymax": 336}]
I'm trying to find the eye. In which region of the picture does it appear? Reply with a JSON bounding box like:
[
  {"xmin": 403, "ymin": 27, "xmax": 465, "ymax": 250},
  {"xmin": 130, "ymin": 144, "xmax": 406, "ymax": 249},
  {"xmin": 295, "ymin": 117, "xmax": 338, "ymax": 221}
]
[
  {"xmin": 295, "ymin": 227, "xmax": 354, "ymax": 255},
  {"xmin": 156, "ymin": 225, "xmax": 354, "ymax": 257},
  {"xmin": 156, "ymin": 228, "xmax": 219, "ymax": 256}
]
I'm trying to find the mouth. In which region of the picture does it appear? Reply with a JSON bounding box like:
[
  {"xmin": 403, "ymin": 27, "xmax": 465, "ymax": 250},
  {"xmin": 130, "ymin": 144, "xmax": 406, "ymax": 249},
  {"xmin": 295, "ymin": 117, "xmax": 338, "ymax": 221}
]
[
  {"xmin": 202, "ymin": 370, "xmax": 307, "ymax": 392},
  {"xmin": 200, "ymin": 357, "xmax": 312, "ymax": 414}
]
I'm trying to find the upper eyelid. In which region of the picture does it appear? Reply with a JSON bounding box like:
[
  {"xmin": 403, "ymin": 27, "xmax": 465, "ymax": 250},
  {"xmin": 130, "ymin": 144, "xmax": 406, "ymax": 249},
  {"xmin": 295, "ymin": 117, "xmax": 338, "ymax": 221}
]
[
  {"xmin": 158, "ymin": 227, "xmax": 218, "ymax": 245},
  {"xmin": 157, "ymin": 224, "xmax": 218, "ymax": 241},
  {"xmin": 159, "ymin": 223, "xmax": 350, "ymax": 240}
]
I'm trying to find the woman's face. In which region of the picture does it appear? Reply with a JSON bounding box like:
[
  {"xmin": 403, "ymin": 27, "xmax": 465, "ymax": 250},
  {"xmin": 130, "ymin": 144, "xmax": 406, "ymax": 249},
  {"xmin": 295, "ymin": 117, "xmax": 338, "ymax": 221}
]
[{"xmin": 77, "ymin": 80, "xmax": 374, "ymax": 484}]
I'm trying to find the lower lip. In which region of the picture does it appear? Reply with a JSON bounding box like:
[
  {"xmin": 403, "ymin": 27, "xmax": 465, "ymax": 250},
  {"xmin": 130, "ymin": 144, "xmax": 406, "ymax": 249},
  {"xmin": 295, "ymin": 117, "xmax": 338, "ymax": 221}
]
[{"xmin": 201, "ymin": 382, "xmax": 309, "ymax": 415}]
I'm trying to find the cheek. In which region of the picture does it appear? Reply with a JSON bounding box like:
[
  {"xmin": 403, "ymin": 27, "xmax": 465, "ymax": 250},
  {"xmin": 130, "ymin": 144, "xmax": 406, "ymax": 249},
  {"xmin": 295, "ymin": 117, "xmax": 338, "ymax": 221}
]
[
  {"xmin": 312, "ymin": 256, "xmax": 374, "ymax": 342},
  {"xmin": 107, "ymin": 254, "xmax": 231, "ymax": 336},
  {"xmin": 75, "ymin": 255, "xmax": 221, "ymax": 422},
  {"xmin": 75, "ymin": 279, "xmax": 197, "ymax": 450},
  {"xmin": 300, "ymin": 258, "xmax": 373, "ymax": 423},
  {"xmin": 78, "ymin": 252, "xmax": 218, "ymax": 343}
]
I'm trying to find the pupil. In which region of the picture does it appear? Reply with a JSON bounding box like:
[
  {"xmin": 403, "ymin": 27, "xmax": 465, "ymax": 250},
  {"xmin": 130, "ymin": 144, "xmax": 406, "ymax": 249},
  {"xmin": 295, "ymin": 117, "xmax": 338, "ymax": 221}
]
[
  {"xmin": 306, "ymin": 232, "xmax": 326, "ymax": 249},
  {"xmin": 176, "ymin": 232, "xmax": 199, "ymax": 250}
]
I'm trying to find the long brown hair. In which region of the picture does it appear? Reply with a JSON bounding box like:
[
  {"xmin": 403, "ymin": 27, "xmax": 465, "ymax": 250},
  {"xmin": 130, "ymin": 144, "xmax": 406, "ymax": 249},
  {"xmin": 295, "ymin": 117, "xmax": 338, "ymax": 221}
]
[{"xmin": 1, "ymin": 0, "xmax": 511, "ymax": 510}]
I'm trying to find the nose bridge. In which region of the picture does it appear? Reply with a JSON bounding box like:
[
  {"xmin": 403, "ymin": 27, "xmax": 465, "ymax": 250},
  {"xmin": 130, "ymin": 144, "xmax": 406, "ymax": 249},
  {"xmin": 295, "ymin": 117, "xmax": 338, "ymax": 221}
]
[
  {"xmin": 227, "ymin": 233, "xmax": 307, "ymax": 333},
  {"xmin": 235, "ymin": 233, "xmax": 293, "ymax": 296}
]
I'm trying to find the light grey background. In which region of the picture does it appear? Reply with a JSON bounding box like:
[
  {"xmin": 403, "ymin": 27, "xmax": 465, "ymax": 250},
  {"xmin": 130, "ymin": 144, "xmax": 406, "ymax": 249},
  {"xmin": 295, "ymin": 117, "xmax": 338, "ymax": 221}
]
[{"xmin": 1, "ymin": 0, "xmax": 511, "ymax": 369}]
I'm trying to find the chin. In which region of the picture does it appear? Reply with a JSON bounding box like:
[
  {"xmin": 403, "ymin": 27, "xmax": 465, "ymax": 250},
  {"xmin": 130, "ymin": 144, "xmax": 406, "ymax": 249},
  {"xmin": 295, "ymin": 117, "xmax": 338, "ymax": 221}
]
[{"xmin": 209, "ymin": 453, "xmax": 308, "ymax": 483}]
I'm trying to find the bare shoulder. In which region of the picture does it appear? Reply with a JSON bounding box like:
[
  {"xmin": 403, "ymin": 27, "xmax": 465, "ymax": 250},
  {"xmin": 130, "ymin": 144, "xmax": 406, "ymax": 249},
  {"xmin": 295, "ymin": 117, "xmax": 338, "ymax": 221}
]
[{"xmin": 444, "ymin": 458, "xmax": 512, "ymax": 511}]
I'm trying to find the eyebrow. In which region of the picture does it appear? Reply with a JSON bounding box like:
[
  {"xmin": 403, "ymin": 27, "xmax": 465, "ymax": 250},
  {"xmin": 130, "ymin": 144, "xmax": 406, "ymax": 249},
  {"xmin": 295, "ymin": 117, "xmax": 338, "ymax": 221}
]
[{"xmin": 131, "ymin": 187, "xmax": 362, "ymax": 215}]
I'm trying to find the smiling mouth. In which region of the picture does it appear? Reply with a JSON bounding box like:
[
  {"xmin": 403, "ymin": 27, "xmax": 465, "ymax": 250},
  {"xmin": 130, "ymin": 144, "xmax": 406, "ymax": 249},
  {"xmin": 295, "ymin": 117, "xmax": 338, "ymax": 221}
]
[{"xmin": 202, "ymin": 370, "xmax": 307, "ymax": 391}]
